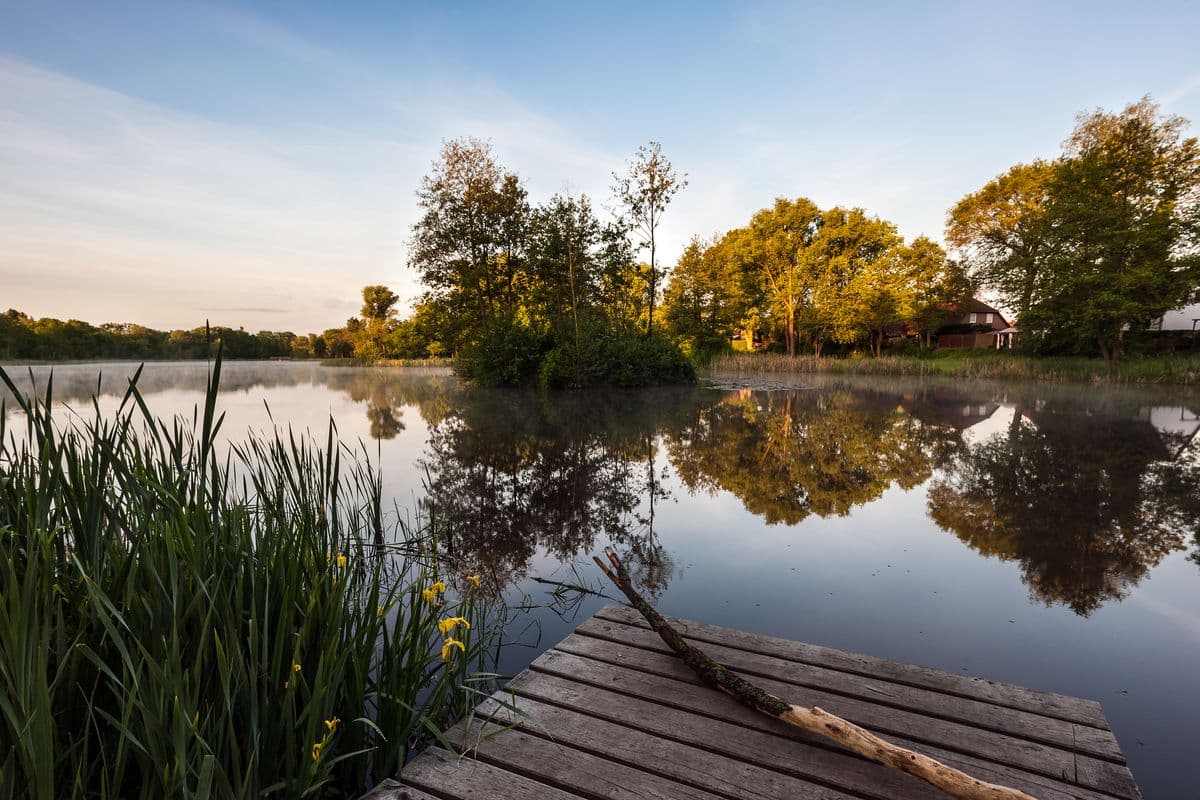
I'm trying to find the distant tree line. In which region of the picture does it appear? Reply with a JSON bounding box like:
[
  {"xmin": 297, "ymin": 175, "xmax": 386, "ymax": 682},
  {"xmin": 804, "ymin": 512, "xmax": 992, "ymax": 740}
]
[{"xmin": 0, "ymin": 309, "xmax": 323, "ymax": 361}]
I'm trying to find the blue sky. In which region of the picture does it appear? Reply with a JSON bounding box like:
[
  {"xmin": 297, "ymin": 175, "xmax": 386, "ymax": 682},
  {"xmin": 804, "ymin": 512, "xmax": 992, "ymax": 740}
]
[{"xmin": 3, "ymin": 1, "xmax": 1199, "ymax": 332}]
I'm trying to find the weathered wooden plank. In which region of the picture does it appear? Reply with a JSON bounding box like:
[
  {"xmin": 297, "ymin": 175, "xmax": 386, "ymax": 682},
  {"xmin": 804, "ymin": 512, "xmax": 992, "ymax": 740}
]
[
  {"xmin": 468, "ymin": 693, "xmax": 867, "ymax": 800},
  {"xmin": 571, "ymin": 621, "xmax": 1122, "ymax": 761},
  {"xmin": 594, "ymin": 604, "xmax": 1109, "ymax": 730},
  {"xmin": 531, "ymin": 647, "xmax": 1140, "ymax": 799},
  {"xmin": 506, "ymin": 668, "xmax": 950, "ymax": 800},
  {"xmin": 359, "ymin": 777, "xmax": 441, "ymax": 800},
  {"xmin": 506, "ymin": 668, "xmax": 1128, "ymax": 800},
  {"xmin": 443, "ymin": 715, "xmax": 729, "ymax": 800},
  {"xmin": 401, "ymin": 746, "xmax": 583, "ymax": 800}
]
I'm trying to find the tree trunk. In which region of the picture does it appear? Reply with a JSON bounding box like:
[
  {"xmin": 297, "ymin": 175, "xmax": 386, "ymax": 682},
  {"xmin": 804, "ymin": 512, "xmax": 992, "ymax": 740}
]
[{"xmin": 647, "ymin": 213, "xmax": 657, "ymax": 338}]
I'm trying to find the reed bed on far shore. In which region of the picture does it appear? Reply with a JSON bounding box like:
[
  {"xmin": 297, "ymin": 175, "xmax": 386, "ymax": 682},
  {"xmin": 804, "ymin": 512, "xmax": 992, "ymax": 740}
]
[
  {"xmin": 320, "ymin": 357, "xmax": 454, "ymax": 368},
  {"xmin": 0, "ymin": 351, "xmax": 498, "ymax": 800},
  {"xmin": 706, "ymin": 351, "xmax": 1200, "ymax": 385}
]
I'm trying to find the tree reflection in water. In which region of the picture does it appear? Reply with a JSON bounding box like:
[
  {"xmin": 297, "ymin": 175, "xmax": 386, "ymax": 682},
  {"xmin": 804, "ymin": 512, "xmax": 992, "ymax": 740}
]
[
  {"xmin": 928, "ymin": 393, "xmax": 1200, "ymax": 615},
  {"xmin": 415, "ymin": 387, "xmax": 705, "ymax": 596},
  {"xmin": 355, "ymin": 371, "xmax": 1200, "ymax": 617},
  {"xmin": 46, "ymin": 363, "xmax": 1185, "ymax": 618},
  {"xmin": 665, "ymin": 387, "xmax": 962, "ymax": 525}
]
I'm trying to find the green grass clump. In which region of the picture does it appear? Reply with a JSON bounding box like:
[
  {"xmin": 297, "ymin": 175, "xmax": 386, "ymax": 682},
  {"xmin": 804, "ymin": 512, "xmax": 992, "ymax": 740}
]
[{"xmin": 0, "ymin": 350, "xmax": 497, "ymax": 799}]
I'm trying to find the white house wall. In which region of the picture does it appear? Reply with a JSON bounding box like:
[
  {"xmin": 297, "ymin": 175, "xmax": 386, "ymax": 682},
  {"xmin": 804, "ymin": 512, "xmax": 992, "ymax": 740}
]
[{"xmin": 1159, "ymin": 302, "xmax": 1200, "ymax": 331}]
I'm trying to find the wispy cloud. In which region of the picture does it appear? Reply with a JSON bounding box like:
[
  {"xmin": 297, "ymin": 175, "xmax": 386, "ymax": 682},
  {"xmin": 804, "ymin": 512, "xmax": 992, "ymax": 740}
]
[
  {"xmin": 1162, "ymin": 73, "xmax": 1200, "ymax": 107},
  {"xmin": 0, "ymin": 47, "xmax": 625, "ymax": 331}
]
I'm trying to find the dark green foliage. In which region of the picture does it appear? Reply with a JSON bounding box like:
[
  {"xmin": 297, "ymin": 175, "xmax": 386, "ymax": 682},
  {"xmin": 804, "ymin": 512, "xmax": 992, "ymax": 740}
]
[
  {"xmin": 454, "ymin": 315, "xmax": 551, "ymax": 387},
  {"xmin": 405, "ymin": 138, "xmax": 694, "ymax": 387},
  {"xmin": 949, "ymin": 98, "xmax": 1200, "ymax": 362},
  {"xmin": 537, "ymin": 324, "xmax": 695, "ymax": 389}
]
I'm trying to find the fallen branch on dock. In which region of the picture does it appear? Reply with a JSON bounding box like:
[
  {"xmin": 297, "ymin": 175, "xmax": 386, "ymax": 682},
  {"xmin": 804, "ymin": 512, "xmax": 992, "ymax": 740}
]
[{"xmin": 592, "ymin": 546, "xmax": 1037, "ymax": 800}]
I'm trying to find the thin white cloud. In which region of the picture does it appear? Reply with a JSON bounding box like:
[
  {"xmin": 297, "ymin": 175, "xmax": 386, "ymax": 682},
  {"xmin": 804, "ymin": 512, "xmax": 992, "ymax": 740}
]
[
  {"xmin": 1162, "ymin": 73, "xmax": 1200, "ymax": 107},
  {"xmin": 0, "ymin": 53, "xmax": 630, "ymax": 330}
]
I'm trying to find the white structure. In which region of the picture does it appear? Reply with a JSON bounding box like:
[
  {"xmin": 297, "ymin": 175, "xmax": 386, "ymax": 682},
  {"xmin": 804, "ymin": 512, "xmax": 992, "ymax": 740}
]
[{"xmin": 1155, "ymin": 301, "xmax": 1200, "ymax": 331}]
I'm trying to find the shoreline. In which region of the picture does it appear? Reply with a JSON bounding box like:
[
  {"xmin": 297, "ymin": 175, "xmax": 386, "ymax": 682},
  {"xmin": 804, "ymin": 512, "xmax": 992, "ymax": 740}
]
[{"xmin": 705, "ymin": 352, "xmax": 1200, "ymax": 386}]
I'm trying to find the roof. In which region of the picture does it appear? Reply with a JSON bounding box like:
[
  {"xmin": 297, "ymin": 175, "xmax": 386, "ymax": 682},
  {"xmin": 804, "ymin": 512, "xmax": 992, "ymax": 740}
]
[{"xmin": 948, "ymin": 298, "xmax": 1011, "ymax": 328}]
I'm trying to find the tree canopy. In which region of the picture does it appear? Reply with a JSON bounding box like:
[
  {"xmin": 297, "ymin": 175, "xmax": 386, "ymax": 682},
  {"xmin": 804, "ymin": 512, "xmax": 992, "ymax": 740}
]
[
  {"xmin": 948, "ymin": 98, "xmax": 1200, "ymax": 360},
  {"xmin": 405, "ymin": 137, "xmax": 694, "ymax": 387},
  {"xmin": 662, "ymin": 199, "xmax": 967, "ymax": 357}
]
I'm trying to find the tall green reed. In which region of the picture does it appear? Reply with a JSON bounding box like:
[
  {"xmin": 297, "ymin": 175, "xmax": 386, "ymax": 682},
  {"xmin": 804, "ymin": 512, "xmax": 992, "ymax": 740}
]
[{"xmin": 0, "ymin": 348, "xmax": 498, "ymax": 799}]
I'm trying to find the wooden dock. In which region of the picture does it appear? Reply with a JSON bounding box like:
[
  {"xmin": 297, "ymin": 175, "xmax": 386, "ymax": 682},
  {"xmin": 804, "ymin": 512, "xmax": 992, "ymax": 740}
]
[{"xmin": 376, "ymin": 604, "xmax": 1141, "ymax": 800}]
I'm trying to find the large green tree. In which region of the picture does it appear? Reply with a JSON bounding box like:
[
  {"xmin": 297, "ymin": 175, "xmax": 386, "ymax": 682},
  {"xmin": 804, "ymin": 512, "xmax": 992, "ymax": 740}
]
[
  {"xmin": 946, "ymin": 160, "xmax": 1056, "ymax": 320},
  {"xmin": 409, "ymin": 137, "xmax": 531, "ymax": 350},
  {"xmin": 1035, "ymin": 98, "xmax": 1200, "ymax": 360},
  {"xmin": 663, "ymin": 236, "xmax": 744, "ymax": 358},
  {"xmin": 725, "ymin": 198, "xmax": 824, "ymax": 356},
  {"xmin": 947, "ymin": 98, "xmax": 1200, "ymax": 360},
  {"xmin": 807, "ymin": 207, "xmax": 902, "ymax": 353}
]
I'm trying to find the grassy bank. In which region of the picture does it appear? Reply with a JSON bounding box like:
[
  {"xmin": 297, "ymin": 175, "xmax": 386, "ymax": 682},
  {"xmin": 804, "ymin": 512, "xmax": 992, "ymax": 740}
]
[
  {"xmin": 707, "ymin": 351, "xmax": 1200, "ymax": 385},
  {"xmin": 0, "ymin": 353, "xmax": 496, "ymax": 799},
  {"xmin": 320, "ymin": 357, "xmax": 455, "ymax": 368}
]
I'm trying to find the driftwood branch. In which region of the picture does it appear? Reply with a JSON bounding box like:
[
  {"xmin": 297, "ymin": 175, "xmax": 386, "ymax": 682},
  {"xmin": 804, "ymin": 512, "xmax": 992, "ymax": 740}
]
[{"xmin": 593, "ymin": 546, "xmax": 1036, "ymax": 800}]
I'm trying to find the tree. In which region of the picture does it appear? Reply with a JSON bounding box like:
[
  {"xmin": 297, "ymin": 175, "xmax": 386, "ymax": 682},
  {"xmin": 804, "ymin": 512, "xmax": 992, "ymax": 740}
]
[
  {"xmin": 722, "ymin": 198, "xmax": 824, "ymax": 356},
  {"xmin": 612, "ymin": 141, "xmax": 687, "ymax": 336},
  {"xmin": 896, "ymin": 237, "xmax": 973, "ymax": 348},
  {"xmin": 360, "ymin": 285, "xmax": 399, "ymax": 322},
  {"xmin": 1034, "ymin": 98, "xmax": 1200, "ymax": 361},
  {"xmin": 525, "ymin": 194, "xmax": 628, "ymax": 384},
  {"xmin": 409, "ymin": 138, "xmax": 530, "ymax": 350},
  {"xmin": 664, "ymin": 235, "xmax": 744, "ymax": 359},
  {"xmin": 807, "ymin": 207, "xmax": 902, "ymax": 353},
  {"xmin": 946, "ymin": 161, "xmax": 1056, "ymax": 320},
  {"xmin": 947, "ymin": 97, "xmax": 1200, "ymax": 361}
]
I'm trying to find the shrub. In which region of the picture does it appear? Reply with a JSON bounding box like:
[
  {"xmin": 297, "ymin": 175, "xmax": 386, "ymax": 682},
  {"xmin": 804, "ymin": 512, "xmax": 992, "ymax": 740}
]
[{"xmin": 454, "ymin": 315, "xmax": 551, "ymax": 387}]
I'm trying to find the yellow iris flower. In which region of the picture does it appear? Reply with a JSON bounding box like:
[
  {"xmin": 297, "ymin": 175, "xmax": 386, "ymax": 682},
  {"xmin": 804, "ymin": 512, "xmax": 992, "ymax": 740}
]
[
  {"xmin": 441, "ymin": 638, "xmax": 466, "ymax": 661},
  {"xmin": 466, "ymin": 574, "xmax": 481, "ymax": 588},
  {"xmin": 324, "ymin": 717, "xmax": 341, "ymax": 732},
  {"xmin": 336, "ymin": 553, "xmax": 347, "ymax": 569},
  {"xmin": 421, "ymin": 580, "xmax": 447, "ymax": 604},
  {"xmin": 437, "ymin": 616, "xmax": 471, "ymax": 636}
]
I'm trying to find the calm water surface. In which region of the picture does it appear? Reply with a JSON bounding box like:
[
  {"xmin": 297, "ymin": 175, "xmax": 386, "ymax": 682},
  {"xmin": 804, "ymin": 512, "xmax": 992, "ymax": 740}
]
[{"xmin": 4, "ymin": 361, "xmax": 1199, "ymax": 798}]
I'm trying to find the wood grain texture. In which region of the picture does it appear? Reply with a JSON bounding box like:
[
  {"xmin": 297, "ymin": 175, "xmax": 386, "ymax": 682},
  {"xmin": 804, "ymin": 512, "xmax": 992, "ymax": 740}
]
[
  {"xmin": 595, "ymin": 604, "xmax": 1108, "ymax": 729},
  {"xmin": 575, "ymin": 617, "xmax": 1121, "ymax": 760},
  {"xmin": 397, "ymin": 604, "xmax": 1141, "ymax": 800}
]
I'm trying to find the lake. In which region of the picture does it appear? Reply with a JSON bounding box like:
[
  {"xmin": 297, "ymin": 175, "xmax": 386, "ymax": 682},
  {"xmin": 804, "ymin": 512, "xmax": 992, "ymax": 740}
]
[{"xmin": 3, "ymin": 360, "xmax": 1198, "ymax": 798}]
